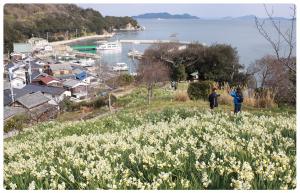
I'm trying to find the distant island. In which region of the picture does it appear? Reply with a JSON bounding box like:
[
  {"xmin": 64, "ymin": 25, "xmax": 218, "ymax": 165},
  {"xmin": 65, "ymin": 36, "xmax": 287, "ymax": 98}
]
[
  {"xmin": 133, "ymin": 12, "xmax": 199, "ymax": 19},
  {"xmin": 221, "ymin": 15, "xmax": 290, "ymax": 20},
  {"xmin": 133, "ymin": 12, "xmax": 291, "ymax": 20}
]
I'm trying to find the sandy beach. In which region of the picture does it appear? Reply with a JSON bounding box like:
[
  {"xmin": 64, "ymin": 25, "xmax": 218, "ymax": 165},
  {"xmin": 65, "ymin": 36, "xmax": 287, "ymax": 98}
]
[{"xmin": 50, "ymin": 33, "xmax": 115, "ymax": 46}]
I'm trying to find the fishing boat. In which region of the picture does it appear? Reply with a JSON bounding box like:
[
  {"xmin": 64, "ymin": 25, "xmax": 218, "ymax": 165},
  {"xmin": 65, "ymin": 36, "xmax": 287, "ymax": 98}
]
[
  {"xmin": 128, "ymin": 49, "xmax": 143, "ymax": 59},
  {"xmin": 112, "ymin": 62, "xmax": 128, "ymax": 71},
  {"xmin": 96, "ymin": 41, "xmax": 122, "ymax": 50}
]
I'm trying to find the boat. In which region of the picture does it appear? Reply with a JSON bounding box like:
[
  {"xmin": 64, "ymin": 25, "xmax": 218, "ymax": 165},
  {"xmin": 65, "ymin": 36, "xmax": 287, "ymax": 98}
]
[
  {"xmin": 80, "ymin": 58, "xmax": 95, "ymax": 67},
  {"xmin": 128, "ymin": 49, "xmax": 143, "ymax": 58},
  {"xmin": 96, "ymin": 41, "xmax": 122, "ymax": 50},
  {"xmin": 70, "ymin": 58, "xmax": 95, "ymax": 67},
  {"xmin": 112, "ymin": 62, "xmax": 128, "ymax": 71}
]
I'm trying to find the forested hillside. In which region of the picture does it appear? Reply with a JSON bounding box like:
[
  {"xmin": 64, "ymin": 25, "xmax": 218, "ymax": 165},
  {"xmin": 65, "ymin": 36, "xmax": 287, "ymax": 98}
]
[{"xmin": 4, "ymin": 4, "xmax": 139, "ymax": 52}]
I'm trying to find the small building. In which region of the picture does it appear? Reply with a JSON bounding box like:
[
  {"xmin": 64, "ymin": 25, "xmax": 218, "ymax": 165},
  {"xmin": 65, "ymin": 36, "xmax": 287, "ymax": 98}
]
[
  {"xmin": 32, "ymin": 76, "xmax": 62, "ymax": 87},
  {"xmin": 10, "ymin": 77, "xmax": 26, "ymax": 89},
  {"xmin": 23, "ymin": 84, "xmax": 71, "ymax": 103},
  {"xmin": 13, "ymin": 91, "xmax": 59, "ymax": 122},
  {"xmin": 28, "ymin": 37, "xmax": 49, "ymax": 51},
  {"xmin": 9, "ymin": 67, "xmax": 45, "ymax": 88},
  {"xmin": 48, "ymin": 63, "xmax": 73, "ymax": 77},
  {"xmin": 13, "ymin": 43, "xmax": 32, "ymax": 55},
  {"xmin": 10, "ymin": 52, "xmax": 24, "ymax": 61},
  {"xmin": 74, "ymin": 69, "xmax": 98, "ymax": 85},
  {"xmin": 190, "ymin": 71, "xmax": 199, "ymax": 81},
  {"xmin": 63, "ymin": 79, "xmax": 88, "ymax": 99}
]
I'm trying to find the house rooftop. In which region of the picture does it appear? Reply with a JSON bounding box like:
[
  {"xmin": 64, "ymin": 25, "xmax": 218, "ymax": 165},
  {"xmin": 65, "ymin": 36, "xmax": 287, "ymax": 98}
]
[
  {"xmin": 23, "ymin": 84, "xmax": 66, "ymax": 95},
  {"xmin": 4, "ymin": 88, "xmax": 32, "ymax": 106},
  {"xmin": 4, "ymin": 106, "xmax": 27, "ymax": 120},
  {"xmin": 49, "ymin": 63, "xmax": 72, "ymax": 71},
  {"xmin": 38, "ymin": 76, "xmax": 60, "ymax": 85},
  {"xmin": 16, "ymin": 91, "xmax": 50, "ymax": 109},
  {"xmin": 63, "ymin": 79, "xmax": 87, "ymax": 88}
]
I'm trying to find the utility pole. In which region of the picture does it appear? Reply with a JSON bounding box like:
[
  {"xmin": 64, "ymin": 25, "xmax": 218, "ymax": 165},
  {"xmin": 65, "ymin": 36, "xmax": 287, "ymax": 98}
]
[
  {"xmin": 47, "ymin": 32, "xmax": 49, "ymax": 42},
  {"xmin": 28, "ymin": 55, "xmax": 32, "ymax": 83},
  {"xmin": 75, "ymin": 29, "xmax": 78, "ymax": 38},
  {"xmin": 8, "ymin": 68, "xmax": 15, "ymax": 103}
]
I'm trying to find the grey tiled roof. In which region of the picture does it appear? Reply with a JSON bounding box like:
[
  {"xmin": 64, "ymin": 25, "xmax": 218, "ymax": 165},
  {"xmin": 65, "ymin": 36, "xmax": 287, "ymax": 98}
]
[
  {"xmin": 49, "ymin": 63, "xmax": 72, "ymax": 71},
  {"xmin": 4, "ymin": 106, "xmax": 27, "ymax": 120},
  {"xmin": 63, "ymin": 79, "xmax": 85, "ymax": 88},
  {"xmin": 16, "ymin": 91, "xmax": 50, "ymax": 109},
  {"xmin": 4, "ymin": 88, "xmax": 32, "ymax": 106},
  {"xmin": 23, "ymin": 84, "xmax": 66, "ymax": 95},
  {"xmin": 57, "ymin": 74, "xmax": 76, "ymax": 80}
]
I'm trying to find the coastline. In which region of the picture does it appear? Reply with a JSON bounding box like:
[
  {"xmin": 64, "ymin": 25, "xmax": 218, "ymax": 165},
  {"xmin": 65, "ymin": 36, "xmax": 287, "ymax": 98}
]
[{"xmin": 50, "ymin": 33, "xmax": 115, "ymax": 46}]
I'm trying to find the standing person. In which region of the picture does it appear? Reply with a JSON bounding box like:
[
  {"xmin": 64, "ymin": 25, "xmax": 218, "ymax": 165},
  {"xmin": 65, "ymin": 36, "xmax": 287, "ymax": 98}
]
[
  {"xmin": 228, "ymin": 87, "xmax": 244, "ymax": 113},
  {"xmin": 208, "ymin": 87, "xmax": 220, "ymax": 110}
]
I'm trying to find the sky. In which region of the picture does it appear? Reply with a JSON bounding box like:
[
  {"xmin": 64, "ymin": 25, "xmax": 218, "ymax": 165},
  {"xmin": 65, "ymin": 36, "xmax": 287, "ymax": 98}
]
[{"xmin": 78, "ymin": 4, "xmax": 295, "ymax": 18}]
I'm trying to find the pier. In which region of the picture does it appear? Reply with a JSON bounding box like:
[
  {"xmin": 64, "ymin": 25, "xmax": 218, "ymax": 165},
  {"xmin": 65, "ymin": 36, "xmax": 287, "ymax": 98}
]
[{"xmin": 119, "ymin": 40, "xmax": 191, "ymax": 44}]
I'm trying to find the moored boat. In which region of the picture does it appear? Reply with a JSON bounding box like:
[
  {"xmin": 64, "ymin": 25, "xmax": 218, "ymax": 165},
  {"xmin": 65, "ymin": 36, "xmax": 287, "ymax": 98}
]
[
  {"xmin": 96, "ymin": 41, "xmax": 122, "ymax": 50},
  {"xmin": 112, "ymin": 62, "xmax": 128, "ymax": 71}
]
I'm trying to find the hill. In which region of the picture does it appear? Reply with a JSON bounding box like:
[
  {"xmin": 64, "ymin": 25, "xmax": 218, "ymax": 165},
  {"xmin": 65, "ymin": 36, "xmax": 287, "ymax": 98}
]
[
  {"xmin": 4, "ymin": 83, "xmax": 296, "ymax": 190},
  {"xmin": 133, "ymin": 12, "xmax": 199, "ymax": 19},
  {"xmin": 4, "ymin": 4, "xmax": 139, "ymax": 52}
]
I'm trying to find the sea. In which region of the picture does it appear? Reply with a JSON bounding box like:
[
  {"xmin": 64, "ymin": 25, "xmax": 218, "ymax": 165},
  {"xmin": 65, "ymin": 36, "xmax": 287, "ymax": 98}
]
[{"xmin": 69, "ymin": 18, "xmax": 295, "ymax": 73}]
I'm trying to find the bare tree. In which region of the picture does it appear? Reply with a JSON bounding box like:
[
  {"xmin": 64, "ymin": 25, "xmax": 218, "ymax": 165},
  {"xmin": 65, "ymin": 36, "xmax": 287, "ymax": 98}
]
[
  {"xmin": 249, "ymin": 54, "xmax": 296, "ymax": 104},
  {"xmin": 255, "ymin": 4, "xmax": 296, "ymax": 73},
  {"xmin": 138, "ymin": 59, "xmax": 170, "ymax": 105},
  {"xmin": 250, "ymin": 55, "xmax": 277, "ymax": 88}
]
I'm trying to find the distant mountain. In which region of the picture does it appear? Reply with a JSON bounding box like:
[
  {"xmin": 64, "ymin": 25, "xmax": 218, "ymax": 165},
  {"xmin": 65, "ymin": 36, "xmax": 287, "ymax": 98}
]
[
  {"xmin": 221, "ymin": 15, "xmax": 291, "ymax": 20},
  {"xmin": 133, "ymin": 12, "xmax": 199, "ymax": 19}
]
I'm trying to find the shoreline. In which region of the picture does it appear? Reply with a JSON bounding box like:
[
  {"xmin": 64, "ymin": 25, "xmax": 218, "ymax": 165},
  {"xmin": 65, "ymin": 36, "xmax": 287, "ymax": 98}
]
[{"xmin": 50, "ymin": 33, "xmax": 115, "ymax": 46}]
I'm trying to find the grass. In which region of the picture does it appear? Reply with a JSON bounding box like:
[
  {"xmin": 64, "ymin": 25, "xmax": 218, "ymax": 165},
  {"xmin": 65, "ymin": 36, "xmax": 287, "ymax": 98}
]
[
  {"xmin": 115, "ymin": 82, "xmax": 295, "ymax": 116},
  {"xmin": 4, "ymin": 82, "xmax": 296, "ymax": 190}
]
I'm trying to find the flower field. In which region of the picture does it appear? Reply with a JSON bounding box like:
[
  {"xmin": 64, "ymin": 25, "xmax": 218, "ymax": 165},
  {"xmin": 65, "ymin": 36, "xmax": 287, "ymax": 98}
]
[{"xmin": 4, "ymin": 108, "xmax": 296, "ymax": 190}]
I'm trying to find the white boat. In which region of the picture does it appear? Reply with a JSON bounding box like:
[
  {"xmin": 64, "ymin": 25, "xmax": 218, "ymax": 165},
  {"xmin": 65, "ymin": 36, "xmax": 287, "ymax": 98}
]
[
  {"xmin": 128, "ymin": 50, "xmax": 143, "ymax": 58},
  {"xmin": 80, "ymin": 58, "xmax": 95, "ymax": 67},
  {"xmin": 97, "ymin": 41, "xmax": 122, "ymax": 50},
  {"xmin": 112, "ymin": 62, "xmax": 128, "ymax": 71}
]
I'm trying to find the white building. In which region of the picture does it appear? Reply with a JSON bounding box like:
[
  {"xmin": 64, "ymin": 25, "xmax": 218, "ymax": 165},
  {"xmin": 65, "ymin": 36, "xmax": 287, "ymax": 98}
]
[
  {"xmin": 28, "ymin": 37, "xmax": 49, "ymax": 51},
  {"xmin": 10, "ymin": 77, "xmax": 26, "ymax": 89}
]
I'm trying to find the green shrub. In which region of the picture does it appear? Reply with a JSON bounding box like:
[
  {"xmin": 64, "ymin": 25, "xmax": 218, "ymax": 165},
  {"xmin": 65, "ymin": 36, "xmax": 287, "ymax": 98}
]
[
  {"xmin": 4, "ymin": 114, "xmax": 29, "ymax": 133},
  {"xmin": 61, "ymin": 96, "xmax": 116, "ymax": 112},
  {"xmin": 117, "ymin": 74, "xmax": 135, "ymax": 86},
  {"xmin": 187, "ymin": 80, "xmax": 215, "ymax": 100}
]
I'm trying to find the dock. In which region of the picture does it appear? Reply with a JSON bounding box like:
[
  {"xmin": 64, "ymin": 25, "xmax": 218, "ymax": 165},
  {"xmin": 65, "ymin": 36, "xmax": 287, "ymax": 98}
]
[{"xmin": 119, "ymin": 40, "xmax": 191, "ymax": 44}]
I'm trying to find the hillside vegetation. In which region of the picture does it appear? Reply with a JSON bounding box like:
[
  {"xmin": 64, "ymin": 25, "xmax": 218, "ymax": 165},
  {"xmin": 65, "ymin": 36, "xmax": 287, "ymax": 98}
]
[
  {"xmin": 4, "ymin": 84, "xmax": 296, "ymax": 190},
  {"xmin": 4, "ymin": 4, "xmax": 139, "ymax": 52}
]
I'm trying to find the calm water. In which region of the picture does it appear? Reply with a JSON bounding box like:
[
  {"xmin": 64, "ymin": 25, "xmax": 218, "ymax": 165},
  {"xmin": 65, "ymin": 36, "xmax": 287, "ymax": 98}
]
[{"xmin": 70, "ymin": 19, "xmax": 295, "ymax": 72}]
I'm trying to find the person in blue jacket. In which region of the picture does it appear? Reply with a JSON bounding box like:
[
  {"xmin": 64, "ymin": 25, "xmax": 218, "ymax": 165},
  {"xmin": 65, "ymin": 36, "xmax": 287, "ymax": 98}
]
[{"xmin": 228, "ymin": 87, "xmax": 244, "ymax": 113}]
